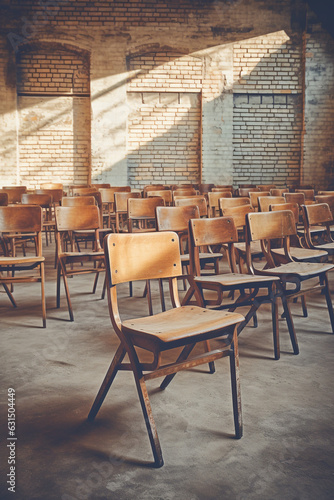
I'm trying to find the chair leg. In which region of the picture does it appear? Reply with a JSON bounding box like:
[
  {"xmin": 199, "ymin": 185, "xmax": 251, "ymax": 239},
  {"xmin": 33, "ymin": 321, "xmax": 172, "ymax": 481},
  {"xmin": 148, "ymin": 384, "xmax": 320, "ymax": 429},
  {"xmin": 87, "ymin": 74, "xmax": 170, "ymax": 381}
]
[
  {"xmin": 272, "ymin": 296, "xmax": 279, "ymax": 360},
  {"xmin": 88, "ymin": 344, "xmax": 127, "ymax": 421},
  {"xmin": 301, "ymin": 295, "xmax": 308, "ymax": 318},
  {"xmin": 56, "ymin": 263, "xmax": 61, "ymax": 308},
  {"xmin": 321, "ymin": 274, "xmax": 334, "ymax": 333},
  {"xmin": 135, "ymin": 374, "xmax": 164, "ymax": 467},
  {"xmin": 59, "ymin": 260, "xmax": 74, "ymax": 321},
  {"xmin": 229, "ymin": 328, "xmax": 243, "ymax": 439},
  {"xmin": 158, "ymin": 279, "xmax": 166, "ymax": 312},
  {"xmin": 281, "ymin": 294, "xmax": 299, "ymax": 355},
  {"xmin": 146, "ymin": 280, "xmax": 153, "ymax": 316},
  {"xmin": 1, "ymin": 282, "xmax": 17, "ymax": 307},
  {"xmin": 40, "ymin": 262, "xmax": 46, "ymax": 328},
  {"xmin": 204, "ymin": 340, "xmax": 215, "ymax": 374}
]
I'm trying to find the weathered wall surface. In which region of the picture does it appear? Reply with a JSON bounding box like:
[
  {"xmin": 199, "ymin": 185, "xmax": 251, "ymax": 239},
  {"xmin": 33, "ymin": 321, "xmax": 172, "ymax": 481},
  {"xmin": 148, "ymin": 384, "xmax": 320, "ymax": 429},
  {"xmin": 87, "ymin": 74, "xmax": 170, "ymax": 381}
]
[{"xmin": 0, "ymin": 0, "xmax": 333, "ymax": 188}]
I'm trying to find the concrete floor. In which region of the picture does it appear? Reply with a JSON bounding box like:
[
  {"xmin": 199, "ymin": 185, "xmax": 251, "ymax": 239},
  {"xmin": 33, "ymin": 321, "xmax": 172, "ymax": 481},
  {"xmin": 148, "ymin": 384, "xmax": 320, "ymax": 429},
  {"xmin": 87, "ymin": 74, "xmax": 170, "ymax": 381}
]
[{"xmin": 1, "ymin": 239, "xmax": 334, "ymax": 500}]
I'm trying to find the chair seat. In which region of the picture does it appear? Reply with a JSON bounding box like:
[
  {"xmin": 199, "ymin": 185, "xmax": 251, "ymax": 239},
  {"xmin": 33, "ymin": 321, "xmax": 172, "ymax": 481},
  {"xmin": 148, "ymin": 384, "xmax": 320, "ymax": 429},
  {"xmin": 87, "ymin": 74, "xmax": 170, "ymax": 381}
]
[
  {"xmin": 123, "ymin": 305, "xmax": 244, "ymax": 349},
  {"xmin": 194, "ymin": 272, "xmax": 279, "ymax": 287},
  {"xmin": 59, "ymin": 251, "xmax": 104, "ymax": 259},
  {"xmin": 272, "ymin": 247, "xmax": 328, "ymax": 261},
  {"xmin": 0, "ymin": 255, "xmax": 45, "ymax": 265},
  {"xmin": 312, "ymin": 242, "xmax": 334, "ymax": 253},
  {"xmin": 258, "ymin": 261, "xmax": 334, "ymax": 279},
  {"xmin": 180, "ymin": 252, "xmax": 222, "ymax": 263}
]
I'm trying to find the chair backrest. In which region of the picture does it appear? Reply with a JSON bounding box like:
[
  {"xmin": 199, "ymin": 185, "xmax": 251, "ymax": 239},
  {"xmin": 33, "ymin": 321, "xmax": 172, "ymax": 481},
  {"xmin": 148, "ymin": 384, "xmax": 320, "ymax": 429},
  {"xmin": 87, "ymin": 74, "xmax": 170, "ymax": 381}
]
[
  {"xmin": 21, "ymin": 193, "xmax": 52, "ymax": 208},
  {"xmin": 314, "ymin": 195, "xmax": 334, "ymax": 216},
  {"xmin": 249, "ymin": 191, "xmax": 270, "ymax": 209},
  {"xmin": 174, "ymin": 196, "xmax": 207, "ymax": 217},
  {"xmin": 173, "ymin": 188, "xmax": 197, "ymax": 199},
  {"xmin": 72, "ymin": 187, "xmax": 98, "ymax": 196},
  {"xmin": 219, "ymin": 197, "xmax": 250, "ymax": 213},
  {"xmin": 147, "ymin": 190, "xmax": 173, "ymax": 205},
  {"xmin": 257, "ymin": 184, "xmax": 276, "ymax": 191},
  {"xmin": 237, "ymin": 187, "xmax": 259, "ymax": 197},
  {"xmin": 91, "ymin": 183, "xmax": 111, "ymax": 189},
  {"xmin": 40, "ymin": 182, "xmax": 63, "ymax": 189},
  {"xmin": 270, "ymin": 188, "xmax": 288, "ymax": 196},
  {"xmin": 36, "ymin": 188, "xmax": 63, "ymax": 204},
  {"xmin": 189, "ymin": 216, "xmax": 238, "ymax": 275},
  {"xmin": 221, "ymin": 205, "xmax": 254, "ymax": 229},
  {"xmin": 55, "ymin": 205, "xmax": 100, "ymax": 231},
  {"xmin": 270, "ymin": 202, "xmax": 299, "ymax": 224},
  {"xmin": 258, "ymin": 196, "xmax": 285, "ymax": 213},
  {"xmin": 62, "ymin": 196, "xmax": 96, "ymax": 207},
  {"xmin": 246, "ymin": 210, "xmax": 297, "ymax": 242},
  {"xmin": 99, "ymin": 187, "xmax": 132, "ymax": 204},
  {"xmin": 0, "ymin": 205, "xmax": 42, "ymax": 233},
  {"xmin": 212, "ymin": 186, "xmax": 233, "ymax": 193},
  {"xmin": 156, "ymin": 205, "xmax": 200, "ymax": 232},
  {"xmin": 198, "ymin": 183, "xmax": 214, "ymax": 194},
  {"xmin": 104, "ymin": 231, "xmax": 182, "ymax": 285},
  {"xmin": 317, "ymin": 191, "xmax": 334, "ymax": 196},
  {"xmin": 295, "ymin": 189, "xmax": 315, "ymax": 200},
  {"xmin": 0, "ymin": 192, "xmax": 9, "ymax": 206},
  {"xmin": 284, "ymin": 192, "xmax": 305, "ymax": 206},
  {"xmin": 302, "ymin": 203, "xmax": 333, "ymax": 226},
  {"xmin": 143, "ymin": 185, "xmax": 167, "ymax": 196},
  {"xmin": 128, "ymin": 197, "xmax": 164, "ymax": 220},
  {"xmin": 0, "ymin": 187, "xmax": 27, "ymax": 203},
  {"xmin": 208, "ymin": 191, "xmax": 232, "ymax": 217},
  {"xmin": 170, "ymin": 184, "xmax": 194, "ymax": 191},
  {"xmin": 114, "ymin": 191, "xmax": 141, "ymax": 213}
]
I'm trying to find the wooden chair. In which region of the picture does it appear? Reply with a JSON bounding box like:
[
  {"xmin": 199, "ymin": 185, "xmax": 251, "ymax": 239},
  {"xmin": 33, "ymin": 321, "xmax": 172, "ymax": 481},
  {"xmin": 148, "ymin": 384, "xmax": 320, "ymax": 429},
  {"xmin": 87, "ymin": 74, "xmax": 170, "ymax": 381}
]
[
  {"xmin": 0, "ymin": 186, "xmax": 27, "ymax": 204},
  {"xmin": 212, "ymin": 186, "xmax": 234, "ymax": 193},
  {"xmin": 21, "ymin": 193, "xmax": 55, "ymax": 245},
  {"xmin": 295, "ymin": 189, "xmax": 315, "ymax": 201},
  {"xmin": 40, "ymin": 182, "xmax": 63, "ymax": 190},
  {"xmin": 314, "ymin": 195, "xmax": 334, "ymax": 218},
  {"xmin": 219, "ymin": 197, "xmax": 250, "ymax": 214},
  {"xmin": 270, "ymin": 188, "xmax": 288, "ymax": 197},
  {"xmin": 237, "ymin": 187, "xmax": 259, "ymax": 197},
  {"xmin": 88, "ymin": 231, "xmax": 244, "ymax": 467},
  {"xmin": 147, "ymin": 190, "xmax": 173, "ymax": 206},
  {"xmin": 198, "ymin": 183, "xmax": 214, "ymax": 194},
  {"xmin": 114, "ymin": 192, "xmax": 141, "ymax": 232},
  {"xmin": 68, "ymin": 184, "xmax": 91, "ymax": 196},
  {"xmin": 245, "ymin": 210, "xmax": 334, "ymax": 355},
  {"xmin": 208, "ymin": 191, "xmax": 232, "ymax": 217},
  {"xmin": 174, "ymin": 196, "xmax": 208, "ymax": 217},
  {"xmin": 302, "ymin": 203, "xmax": 334, "ymax": 258},
  {"xmin": 128, "ymin": 197, "xmax": 164, "ymax": 233},
  {"xmin": 257, "ymin": 184, "xmax": 276, "ymax": 191},
  {"xmin": 55, "ymin": 205, "xmax": 105, "ymax": 321},
  {"xmin": 72, "ymin": 187, "xmax": 98, "ymax": 197},
  {"xmin": 258, "ymin": 196, "xmax": 285, "ymax": 213},
  {"xmin": 0, "ymin": 192, "xmax": 8, "ymax": 206},
  {"xmin": 91, "ymin": 183, "xmax": 111, "ymax": 189},
  {"xmin": 188, "ymin": 216, "xmax": 282, "ymax": 359},
  {"xmin": 270, "ymin": 203, "xmax": 328, "ymax": 264},
  {"xmin": 143, "ymin": 184, "xmax": 167, "ymax": 197},
  {"xmin": 172, "ymin": 188, "xmax": 197, "ymax": 200},
  {"xmin": 317, "ymin": 191, "xmax": 334, "ymax": 196},
  {"xmin": 249, "ymin": 191, "xmax": 270, "ymax": 210},
  {"xmin": 99, "ymin": 187, "xmax": 130, "ymax": 230},
  {"xmin": 0, "ymin": 205, "xmax": 46, "ymax": 327}
]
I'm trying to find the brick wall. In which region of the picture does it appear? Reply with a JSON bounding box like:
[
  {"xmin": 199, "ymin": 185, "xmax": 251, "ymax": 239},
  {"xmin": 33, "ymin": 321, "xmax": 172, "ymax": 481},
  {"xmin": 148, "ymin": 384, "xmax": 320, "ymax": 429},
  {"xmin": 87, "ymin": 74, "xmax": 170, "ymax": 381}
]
[
  {"xmin": 16, "ymin": 43, "xmax": 90, "ymax": 188},
  {"xmin": 303, "ymin": 9, "xmax": 334, "ymax": 190},
  {"xmin": 0, "ymin": 0, "xmax": 333, "ymax": 190}
]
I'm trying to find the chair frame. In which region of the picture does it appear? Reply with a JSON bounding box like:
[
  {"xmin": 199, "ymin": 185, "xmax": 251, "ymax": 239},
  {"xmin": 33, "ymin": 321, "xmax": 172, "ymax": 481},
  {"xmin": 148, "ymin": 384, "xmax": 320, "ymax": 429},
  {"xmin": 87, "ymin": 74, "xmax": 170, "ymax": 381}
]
[{"xmin": 88, "ymin": 231, "xmax": 244, "ymax": 467}]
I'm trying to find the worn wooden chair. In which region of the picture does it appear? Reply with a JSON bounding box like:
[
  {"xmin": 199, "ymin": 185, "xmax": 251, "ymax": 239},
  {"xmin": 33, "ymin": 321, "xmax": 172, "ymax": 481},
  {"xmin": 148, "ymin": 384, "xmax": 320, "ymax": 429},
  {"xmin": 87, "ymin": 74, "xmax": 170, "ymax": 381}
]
[
  {"xmin": 88, "ymin": 231, "xmax": 244, "ymax": 467},
  {"xmin": 55, "ymin": 205, "xmax": 105, "ymax": 321},
  {"xmin": 91, "ymin": 183, "xmax": 111, "ymax": 189},
  {"xmin": 257, "ymin": 184, "xmax": 276, "ymax": 191},
  {"xmin": 21, "ymin": 193, "xmax": 55, "ymax": 245},
  {"xmin": 188, "ymin": 216, "xmax": 282, "ymax": 358},
  {"xmin": 317, "ymin": 191, "xmax": 334, "ymax": 196},
  {"xmin": 219, "ymin": 197, "xmax": 250, "ymax": 214},
  {"xmin": 114, "ymin": 191, "xmax": 141, "ymax": 232},
  {"xmin": 314, "ymin": 195, "xmax": 334, "ymax": 218},
  {"xmin": 237, "ymin": 187, "xmax": 259, "ymax": 197},
  {"xmin": 40, "ymin": 182, "xmax": 63, "ymax": 190},
  {"xmin": 270, "ymin": 188, "xmax": 289, "ymax": 197},
  {"xmin": 295, "ymin": 189, "xmax": 315, "ymax": 201},
  {"xmin": 0, "ymin": 205, "xmax": 46, "ymax": 327},
  {"xmin": 302, "ymin": 203, "xmax": 334, "ymax": 258},
  {"xmin": 174, "ymin": 195, "xmax": 208, "ymax": 217},
  {"xmin": 128, "ymin": 197, "xmax": 164, "ymax": 233},
  {"xmin": 99, "ymin": 187, "xmax": 131, "ymax": 230},
  {"xmin": 143, "ymin": 184, "xmax": 167, "ymax": 197},
  {"xmin": 147, "ymin": 189, "xmax": 173, "ymax": 206},
  {"xmin": 245, "ymin": 210, "xmax": 334, "ymax": 355},
  {"xmin": 208, "ymin": 191, "xmax": 232, "ymax": 217},
  {"xmin": 258, "ymin": 196, "xmax": 285, "ymax": 213},
  {"xmin": 198, "ymin": 183, "xmax": 214, "ymax": 195},
  {"xmin": 0, "ymin": 186, "xmax": 27, "ymax": 204},
  {"xmin": 249, "ymin": 191, "xmax": 270, "ymax": 210}
]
